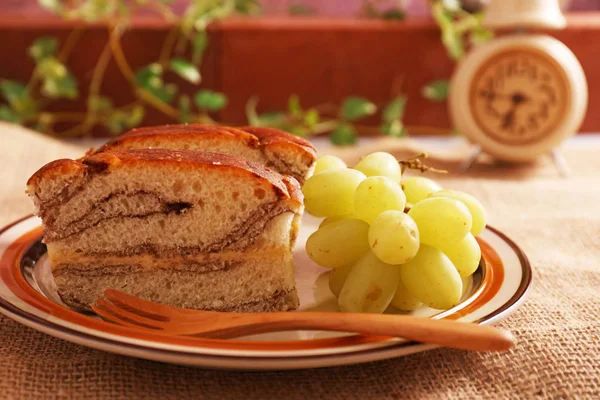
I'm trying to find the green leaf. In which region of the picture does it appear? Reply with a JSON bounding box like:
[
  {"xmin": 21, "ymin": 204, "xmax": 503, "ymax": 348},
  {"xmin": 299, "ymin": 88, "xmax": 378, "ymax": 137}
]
[
  {"xmin": 382, "ymin": 9, "xmax": 405, "ymax": 20},
  {"xmin": 192, "ymin": 31, "xmax": 208, "ymax": 64},
  {"xmin": 39, "ymin": 0, "xmax": 65, "ymax": 14},
  {"xmin": 341, "ymin": 96, "xmax": 377, "ymax": 121},
  {"xmin": 258, "ymin": 111, "xmax": 286, "ymax": 126},
  {"xmin": 287, "ymin": 94, "xmax": 302, "ymax": 117},
  {"xmin": 41, "ymin": 72, "xmax": 77, "ymax": 99},
  {"xmin": 382, "ymin": 95, "xmax": 407, "ymax": 123},
  {"xmin": 471, "ymin": 26, "xmax": 493, "ymax": 45},
  {"xmin": 422, "ymin": 79, "xmax": 450, "ymax": 101},
  {"xmin": 0, "ymin": 80, "xmax": 27, "ymax": 106},
  {"xmin": 58, "ymin": 74, "xmax": 78, "ymax": 98},
  {"xmin": 382, "ymin": 120, "xmax": 406, "ymax": 137},
  {"xmin": 178, "ymin": 95, "xmax": 192, "ymax": 123},
  {"xmin": 442, "ymin": 30, "xmax": 464, "ymax": 60},
  {"xmin": 80, "ymin": 0, "xmax": 117, "ymax": 21},
  {"xmin": 0, "ymin": 105, "xmax": 22, "ymax": 124},
  {"xmin": 441, "ymin": 0, "xmax": 461, "ymax": 12},
  {"xmin": 245, "ymin": 96, "xmax": 260, "ymax": 126},
  {"xmin": 37, "ymin": 57, "xmax": 67, "ymax": 80},
  {"xmin": 330, "ymin": 123, "xmax": 357, "ymax": 145},
  {"xmin": 88, "ymin": 95, "xmax": 113, "ymax": 113},
  {"xmin": 304, "ymin": 108, "xmax": 319, "ymax": 128},
  {"xmin": 0, "ymin": 80, "xmax": 36, "ymax": 118},
  {"xmin": 28, "ymin": 37, "xmax": 58, "ymax": 62},
  {"xmin": 135, "ymin": 64, "xmax": 177, "ymax": 103},
  {"xmin": 158, "ymin": 84, "xmax": 178, "ymax": 104},
  {"xmin": 170, "ymin": 58, "xmax": 201, "ymax": 84},
  {"xmin": 235, "ymin": 0, "xmax": 263, "ymax": 15},
  {"xmin": 127, "ymin": 105, "xmax": 145, "ymax": 127},
  {"xmin": 137, "ymin": 63, "xmax": 163, "ymax": 82},
  {"xmin": 287, "ymin": 125, "xmax": 308, "ymax": 137},
  {"xmin": 103, "ymin": 105, "xmax": 145, "ymax": 134},
  {"xmin": 289, "ymin": 3, "xmax": 314, "ymax": 15},
  {"xmin": 194, "ymin": 89, "xmax": 227, "ymax": 111}
]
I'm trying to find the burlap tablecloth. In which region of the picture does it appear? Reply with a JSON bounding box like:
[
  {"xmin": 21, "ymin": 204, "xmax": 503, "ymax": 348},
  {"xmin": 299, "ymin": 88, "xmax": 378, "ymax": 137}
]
[{"xmin": 0, "ymin": 123, "xmax": 598, "ymax": 399}]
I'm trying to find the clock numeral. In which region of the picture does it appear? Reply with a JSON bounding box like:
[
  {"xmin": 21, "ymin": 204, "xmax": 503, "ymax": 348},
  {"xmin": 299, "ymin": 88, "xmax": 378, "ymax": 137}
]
[
  {"xmin": 521, "ymin": 58, "xmax": 538, "ymax": 79},
  {"xmin": 539, "ymin": 85, "xmax": 556, "ymax": 105},
  {"xmin": 528, "ymin": 115, "xmax": 539, "ymax": 131},
  {"xmin": 539, "ymin": 103, "xmax": 549, "ymax": 119},
  {"xmin": 506, "ymin": 61, "xmax": 517, "ymax": 77}
]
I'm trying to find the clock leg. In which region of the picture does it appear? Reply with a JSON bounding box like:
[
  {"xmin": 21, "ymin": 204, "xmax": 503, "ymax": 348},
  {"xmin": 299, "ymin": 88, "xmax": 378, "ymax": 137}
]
[
  {"xmin": 550, "ymin": 148, "xmax": 571, "ymax": 178},
  {"xmin": 458, "ymin": 145, "xmax": 482, "ymax": 173}
]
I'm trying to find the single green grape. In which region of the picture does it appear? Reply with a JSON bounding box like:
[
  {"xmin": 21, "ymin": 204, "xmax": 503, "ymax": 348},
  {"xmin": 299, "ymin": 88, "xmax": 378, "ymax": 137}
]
[
  {"xmin": 302, "ymin": 168, "xmax": 366, "ymax": 217},
  {"xmin": 338, "ymin": 251, "xmax": 400, "ymax": 314},
  {"xmin": 306, "ymin": 219, "xmax": 370, "ymax": 268},
  {"xmin": 319, "ymin": 214, "xmax": 354, "ymax": 228},
  {"xmin": 437, "ymin": 233, "xmax": 481, "ymax": 277},
  {"xmin": 353, "ymin": 152, "xmax": 402, "ymax": 182},
  {"xmin": 399, "ymin": 244, "xmax": 463, "ymax": 310},
  {"xmin": 429, "ymin": 189, "xmax": 487, "ymax": 236},
  {"xmin": 407, "ymin": 197, "xmax": 472, "ymax": 247},
  {"xmin": 328, "ymin": 263, "xmax": 353, "ymax": 298},
  {"xmin": 401, "ymin": 176, "xmax": 442, "ymax": 204},
  {"xmin": 313, "ymin": 155, "xmax": 347, "ymax": 175},
  {"xmin": 354, "ymin": 176, "xmax": 406, "ymax": 224},
  {"xmin": 390, "ymin": 275, "xmax": 422, "ymax": 311},
  {"xmin": 368, "ymin": 210, "xmax": 420, "ymax": 265}
]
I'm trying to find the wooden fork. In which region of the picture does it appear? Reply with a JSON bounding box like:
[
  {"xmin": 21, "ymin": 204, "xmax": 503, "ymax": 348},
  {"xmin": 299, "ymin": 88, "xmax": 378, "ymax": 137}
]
[{"xmin": 92, "ymin": 289, "xmax": 515, "ymax": 352}]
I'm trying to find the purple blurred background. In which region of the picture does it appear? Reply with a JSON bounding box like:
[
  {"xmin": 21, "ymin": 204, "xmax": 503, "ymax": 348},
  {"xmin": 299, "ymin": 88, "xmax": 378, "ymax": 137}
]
[{"xmin": 1, "ymin": 0, "xmax": 599, "ymax": 18}]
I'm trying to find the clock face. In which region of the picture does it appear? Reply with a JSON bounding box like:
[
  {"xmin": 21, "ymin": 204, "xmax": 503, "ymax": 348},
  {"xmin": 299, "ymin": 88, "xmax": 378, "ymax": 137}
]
[{"xmin": 469, "ymin": 48, "xmax": 570, "ymax": 145}]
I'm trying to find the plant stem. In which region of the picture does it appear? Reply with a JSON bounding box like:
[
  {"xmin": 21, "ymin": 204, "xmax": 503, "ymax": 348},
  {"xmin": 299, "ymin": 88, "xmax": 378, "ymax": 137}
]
[
  {"xmin": 34, "ymin": 112, "xmax": 88, "ymax": 122},
  {"xmin": 159, "ymin": 25, "xmax": 180, "ymax": 67},
  {"xmin": 311, "ymin": 120, "xmax": 339, "ymax": 134},
  {"xmin": 58, "ymin": 26, "xmax": 84, "ymax": 62},
  {"xmin": 108, "ymin": 24, "xmax": 135, "ymax": 81},
  {"xmin": 80, "ymin": 41, "xmax": 114, "ymax": 134},
  {"xmin": 108, "ymin": 23, "xmax": 180, "ymax": 119},
  {"xmin": 147, "ymin": 1, "xmax": 178, "ymax": 23}
]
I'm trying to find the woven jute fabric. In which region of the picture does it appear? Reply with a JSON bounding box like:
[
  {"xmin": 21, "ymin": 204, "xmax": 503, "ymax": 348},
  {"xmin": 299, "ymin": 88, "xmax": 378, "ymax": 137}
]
[{"xmin": 0, "ymin": 123, "xmax": 598, "ymax": 399}]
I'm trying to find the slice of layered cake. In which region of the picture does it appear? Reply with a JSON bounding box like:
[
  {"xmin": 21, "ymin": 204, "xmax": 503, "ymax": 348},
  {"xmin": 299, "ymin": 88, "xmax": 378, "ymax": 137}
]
[
  {"xmin": 96, "ymin": 124, "xmax": 317, "ymax": 184},
  {"xmin": 27, "ymin": 149, "xmax": 303, "ymax": 312}
]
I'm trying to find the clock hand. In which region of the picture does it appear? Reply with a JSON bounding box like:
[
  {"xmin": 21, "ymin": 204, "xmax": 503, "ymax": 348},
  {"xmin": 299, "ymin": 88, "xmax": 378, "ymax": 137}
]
[
  {"xmin": 501, "ymin": 109, "xmax": 515, "ymax": 131},
  {"xmin": 479, "ymin": 90, "xmax": 530, "ymax": 104}
]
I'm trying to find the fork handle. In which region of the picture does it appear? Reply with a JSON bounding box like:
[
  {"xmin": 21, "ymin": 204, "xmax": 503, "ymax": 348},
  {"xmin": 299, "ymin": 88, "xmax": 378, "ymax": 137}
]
[{"xmin": 239, "ymin": 312, "xmax": 515, "ymax": 352}]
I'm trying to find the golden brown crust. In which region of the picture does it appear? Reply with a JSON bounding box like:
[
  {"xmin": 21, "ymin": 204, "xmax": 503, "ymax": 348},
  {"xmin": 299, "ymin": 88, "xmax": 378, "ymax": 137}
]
[
  {"xmin": 238, "ymin": 126, "xmax": 317, "ymax": 159},
  {"xmin": 27, "ymin": 149, "xmax": 304, "ymax": 206},
  {"xmin": 97, "ymin": 124, "xmax": 317, "ymax": 164},
  {"xmin": 26, "ymin": 159, "xmax": 82, "ymax": 187},
  {"xmin": 99, "ymin": 124, "xmax": 260, "ymax": 151}
]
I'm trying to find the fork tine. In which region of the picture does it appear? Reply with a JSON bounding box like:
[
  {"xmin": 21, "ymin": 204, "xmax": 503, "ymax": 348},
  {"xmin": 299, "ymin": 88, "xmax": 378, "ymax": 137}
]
[
  {"xmin": 93, "ymin": 298, "xmax": 166, "ymax": 330},
  {"xmin": 104, "ymin": 288, "xmax": 177, "ymax": 319},
  {"xmin": 91, "ymin": 304, "xmax": 152, "ymax": 329}
]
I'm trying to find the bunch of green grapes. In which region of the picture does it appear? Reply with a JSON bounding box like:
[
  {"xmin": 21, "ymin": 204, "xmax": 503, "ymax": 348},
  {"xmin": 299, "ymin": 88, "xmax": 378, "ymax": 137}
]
[{"xmin": 302, "ymin": 152, "xmax": 487, "ymax": 313}]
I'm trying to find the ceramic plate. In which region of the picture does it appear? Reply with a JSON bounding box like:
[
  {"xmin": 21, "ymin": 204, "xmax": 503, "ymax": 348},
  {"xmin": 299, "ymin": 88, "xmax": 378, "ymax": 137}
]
[{"xmin": 0, "ymin": 215, "xmax": 531, "ymax": 370}]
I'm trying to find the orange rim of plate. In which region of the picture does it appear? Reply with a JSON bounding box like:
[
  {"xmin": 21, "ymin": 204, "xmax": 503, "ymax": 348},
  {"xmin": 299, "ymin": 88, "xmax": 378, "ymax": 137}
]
[{"xmin": 0, "ymin": 216, "xmax": 529, "ymax": 354}]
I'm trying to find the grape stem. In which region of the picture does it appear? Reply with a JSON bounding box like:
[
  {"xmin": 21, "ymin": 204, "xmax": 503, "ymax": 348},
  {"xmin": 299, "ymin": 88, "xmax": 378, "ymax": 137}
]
[{"xmin": 399, "ymin": 153, "xmax": 448, "ymax": 174}]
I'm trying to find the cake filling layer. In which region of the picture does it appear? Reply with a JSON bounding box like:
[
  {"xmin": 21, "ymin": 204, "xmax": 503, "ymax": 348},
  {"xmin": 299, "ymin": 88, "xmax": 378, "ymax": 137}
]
[
  {"xmin": 46, "ymin": 210, "xmax": 296, "ymax": 254},
  {"xmin": 54, "ymin": 257, "xmax": 298, "ymax": 312},
  {"xmin": 49, "ymin": 247, "xmax": 292, "ymax": 273}
]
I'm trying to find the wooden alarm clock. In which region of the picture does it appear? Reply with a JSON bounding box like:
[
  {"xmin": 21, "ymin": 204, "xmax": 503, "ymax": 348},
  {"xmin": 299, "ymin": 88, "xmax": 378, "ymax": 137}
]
[{"xmin": 448, "ymin": 0, "xmax": 587, "ymax": 173}]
